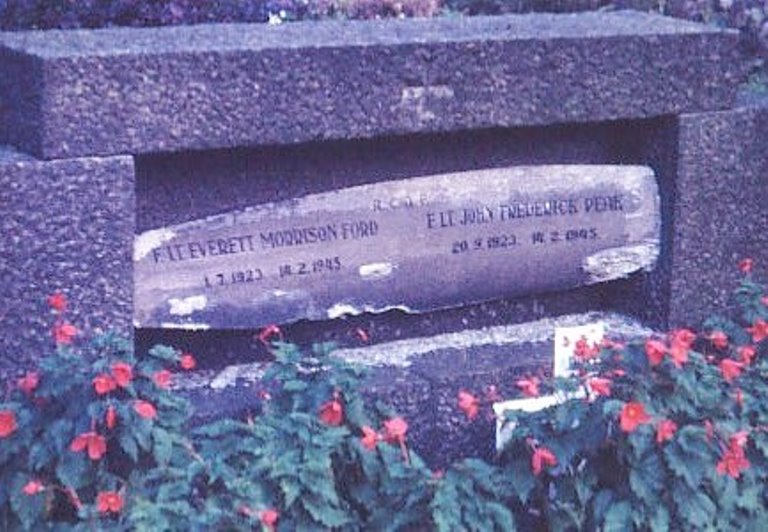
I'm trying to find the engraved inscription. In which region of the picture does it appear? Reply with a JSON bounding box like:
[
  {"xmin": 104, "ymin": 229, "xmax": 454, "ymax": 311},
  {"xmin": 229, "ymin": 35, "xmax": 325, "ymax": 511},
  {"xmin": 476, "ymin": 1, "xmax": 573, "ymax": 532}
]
[{"xmin": 134, "ymin": 166, "xmax": 660, "ymax": 329}]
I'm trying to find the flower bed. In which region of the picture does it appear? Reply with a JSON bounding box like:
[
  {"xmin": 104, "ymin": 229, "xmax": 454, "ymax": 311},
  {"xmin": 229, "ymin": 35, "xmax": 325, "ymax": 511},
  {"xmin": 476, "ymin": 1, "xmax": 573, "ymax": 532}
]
[{"xmin": 1, "ymin": 260, "xmax": 767, "ymax": 529}]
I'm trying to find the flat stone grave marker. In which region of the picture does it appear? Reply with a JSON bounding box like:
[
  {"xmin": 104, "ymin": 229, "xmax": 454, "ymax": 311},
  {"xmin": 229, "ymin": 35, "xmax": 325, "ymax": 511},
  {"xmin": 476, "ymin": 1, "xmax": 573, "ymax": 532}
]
[{"xmin": 134, "ymin": 165, "xmax": 660, "ymax": 329}]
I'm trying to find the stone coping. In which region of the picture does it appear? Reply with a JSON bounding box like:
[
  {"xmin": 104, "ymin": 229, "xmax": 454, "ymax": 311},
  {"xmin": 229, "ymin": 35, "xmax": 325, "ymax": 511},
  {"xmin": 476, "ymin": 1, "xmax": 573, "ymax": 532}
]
[
  {"xmin": 0, "ymin": 11, "xmax": 730, "ymax": 58},
  {"xmin": 0, "ymin": 11, "xmax": 744, "ymax": 159}
]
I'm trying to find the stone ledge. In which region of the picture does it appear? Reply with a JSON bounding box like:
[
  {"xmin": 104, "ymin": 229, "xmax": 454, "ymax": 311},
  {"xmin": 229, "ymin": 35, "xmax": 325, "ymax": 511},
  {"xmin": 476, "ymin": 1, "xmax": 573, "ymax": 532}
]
[
  {"xmin": 176, "ymin": 312, "xmax": 651, "ymax": 467},
  {"xmin": 0, "ymin": 11, "xmax": 744, "ymax": 159}
]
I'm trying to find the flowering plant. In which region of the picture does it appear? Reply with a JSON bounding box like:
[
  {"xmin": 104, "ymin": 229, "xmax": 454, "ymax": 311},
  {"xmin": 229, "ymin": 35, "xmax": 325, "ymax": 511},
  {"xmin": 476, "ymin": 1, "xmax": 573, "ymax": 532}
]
[
  {"xmin": 0, "ymin": 295, "xmax": 193, "ymax": 528},
  {"xmin": 3, "ymin": 263, "xmax": 768, "ymax": 529},
  {"xmin": 482, "ymin": 263, "xmax": 768, "ymax": 529}
]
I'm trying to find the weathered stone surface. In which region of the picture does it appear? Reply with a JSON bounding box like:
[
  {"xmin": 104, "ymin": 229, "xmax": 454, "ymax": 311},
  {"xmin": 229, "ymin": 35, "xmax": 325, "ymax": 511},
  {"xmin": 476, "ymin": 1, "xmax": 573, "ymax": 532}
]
[
  {"xmin": 0, "ymin": 147, "xmax": 135, "ymax": 378},
  {"xmin": 134, "ymin": 165, "xmax": 660, "ymax": 329},
  {"xmin": 669, "ymin": 95, "xmax": 768, "ymax": 326},
  {"xmin": 0, "ymin": 11, "xmax": 743, "ymax": 159}
]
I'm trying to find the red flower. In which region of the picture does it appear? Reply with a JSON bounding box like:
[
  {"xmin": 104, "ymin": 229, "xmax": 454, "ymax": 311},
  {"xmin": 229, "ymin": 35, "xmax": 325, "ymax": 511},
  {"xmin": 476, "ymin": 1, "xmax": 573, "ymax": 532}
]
[
  {"xmin": 93, "ymin": 374, "xmax": 117, "ymax": 395},
  {"xmin": 746, "ymin": 319, "xmax": 768, "ymax": 343},
  {"xmin": 97, "ymin": 491, "xmax": 124, "ymax": 514},
  {"xmin": 257, "ymin": 324, "xmax": 283, "ymax": 346},
  {"xmin": 587, "ymin": 377, "xmax": 612, "ymax": 397},
  {"xmin": 720, "ymin": 359, "xmax": 743, "ymax": 383},
  {"xmin": 105, "ymin": 406, "xmax": 117, "ymax": 429},
  {"xmin": 257, "ymin": 389, "xmax": 272, "ymax": 401},
  {"xmin": 48, "ymin": 292, "xmax": 67, "ymax": 312},
  {"xmin": 111, "ymin": 362, "xmax": 133, "ymax": 388},
  {"xmin": 668, "ymin": 343, "xmax": 689, "ymax": 368},
  {"xmin": 260, "ymin": 509, "xmax": 279, "ymax": 530},
  {"xmin": 531, "ymin": 446, "xmax": 558, "ymax": 476},
  {"xmin": 0, "ymin": 410, "xmax": 17, "ymax": 438},
  {"xmin": 601, "ymin": 337, "xmax": 625, "ymax": 350},
  {"xmin": 710, "ymin": 331, "xmax": 728, "ymax": 349},
  {"xmin": 668, "ymin": 329, "xmax": 695, "ymax": 368},
  {"xmin": 645, "ymin": 339, "xmax": 666, "ymax": 366},
  {"xmin": 179, "ymin": 353, "xmax": 196, "ymax": 370},
  {"xmin": 656, "ymin": 419, "xmax": 677, "ymax": 444},
  {"xmin": 53, "ymin": 323, "xmax": 78, "ymax": 345},
  {"xmin": 457, "ymin": 391, "xmax": 480, "ymax": 420},
  {"xmin": 134, "ymin": 401, "xmax": 157, "ymax": 420},
  {"xmin": 739, "ymin": 258, "xmax": 754, "ymax": 274},
  {"xmin": 738, "ymin": 345, "xmax": 757, "ymax": 365},
  {"xmin": 153, "ymin": 370, "xmax": 172, "ymax": 389},
  {"xmin": 22, "ymin": 480, "xmax": 44, "ymax": 496},
  {"xmin": 730, "ymin": 430, "xmax": 749, "ymax": 449},
  {"xmin": 18, "ymin": 372, "xmax": 39, "ymax": 394},
  {"xmin": 671, "ymin": 328, "xmax": 696, "ymax": 347},
  {"xmin": 574, "ymin": 337, "xmax": 600, "ymax": 361},
  {"xmin": 762, "ymin": 295, "xmax": 768, "ymax": 307},
  {"xmin": 383, "ymin": 417, "xmax": 409, "ymax": 444},
  {"xmin": 360, "ymin": 426, "xmax": 379, "ymax": 450},
  {"xmin": 716, "ymin": 442, "xmax": 750, "ymax": 478},
  {"xmin": 70, "ymin": 431, "xmax": 107, "ymax": 460},
  {"xmin": 516, "ymin": 377, "xmax": 540, "ymax": 398},
  {"xmin": 318, "ymin": 399, "xmax": 344, "ymax": 426},
  {"xmin": 619, "ymin": 402, "xmax": 652, "ymax": 433}
]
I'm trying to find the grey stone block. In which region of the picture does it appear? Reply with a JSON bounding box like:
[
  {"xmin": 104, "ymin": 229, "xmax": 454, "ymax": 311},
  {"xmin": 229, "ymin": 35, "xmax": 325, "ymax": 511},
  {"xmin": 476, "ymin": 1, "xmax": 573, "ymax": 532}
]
[
  {"xmin": 0, "ymin": 11, "xmax": 744, "ymax": 159},
  {"xmin": 332, "ymin": 312, "xmax": 651, "ymax": 467},
  {"xmin": 669, "ymin": 97, "xmax": 768, "ymax": 326},
  {"xmin": 0, "ymin": 147, "xmax": 135, "ymax": 378},
  {"xmin": 132, "ymin": 165, "xmax": 660, "ymax": 330}
]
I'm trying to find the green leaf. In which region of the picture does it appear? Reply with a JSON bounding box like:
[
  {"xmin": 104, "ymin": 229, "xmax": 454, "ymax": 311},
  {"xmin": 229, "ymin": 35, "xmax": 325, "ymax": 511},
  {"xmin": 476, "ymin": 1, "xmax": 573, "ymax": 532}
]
[
  {"xmin": 148, "ymin": 345, "xmax": 179, "ymax": 362},
  {"xmin": 753, "ymin": 432, "xmax": 768, "ymax": 461},
  {"xmin": 119, "ymin": 432, "xmax": 139, "ymax": 463},
  {"xmin": 591, "ymin": 489, "xmax": 615, "ymax": 525},
  {"xmin": 280, "ymin": 478, "xmax": 302, "ymax": 508},
  {"xmin": 505, "ymin": 456, "xmax": 535, "ymax": 503},
  {"xmin": 301, "ymin": 494, "xmax": 351, "ymax": 528},
  {"xmin": 432, "ymin": 479, "xmax": 463, "ymax": 532},
  {"xmin": 483, "ymin": 501, "xmax": 517, "ymax": 531},
  {"xmin": 28, "ymin": 439, "xmax": 54, "ymax": 471},
  {"xmin": 673, "ymin": 485, "xmax": 716, "ymax": 528},
  {"xmin": 50, "ymin": 418, "xmax": 74, "ymax": 452},
  {"xmin": 629, "ymin": 451, "xmax": 663, "ymax": 505},
  {"xmin": 736, "ymin": 483, "xmax": 762, "ymax": 512},
  {"xmin": 602, "ymin": 400, "xmax": 624, "ymax": 418},
  {"xmin": 648, "ymin": 506, "xmax": 670, "ymax": 532},
  {"xmin": 157, "ymin": 480, "xmax": 191, "ymax": 503},
  {"xmin": 152, "ymin": 427, "xmax": 173, "ymax": 466},
  {"xmin": 603, "ymin": 501, "xmax": 631, "ymax": 532},
  {"xmin": 56, "ymin": 452, "xmax": 91, "ymax": 489},
  {"xmin": 282, "ymin": 379, "xmax": 308, "ymax": 392},
  {"xmin": 664, "ymin": 437, "xmax": 710, "ymax": 489},
  {"xmin": 133, "ymin": 418, "xmax": 153, "ymax": 451}
]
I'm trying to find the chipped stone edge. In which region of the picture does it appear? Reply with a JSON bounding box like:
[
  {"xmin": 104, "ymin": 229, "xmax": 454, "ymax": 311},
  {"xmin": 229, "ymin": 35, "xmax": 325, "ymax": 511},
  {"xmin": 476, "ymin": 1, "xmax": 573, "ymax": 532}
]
[
  {"xmin": 173, "ymin": 311, "xmax": 654, "ymax": 392},
  {"xmin": 583, "ymin": 239, "xmax": 660, "ymax": 282}
]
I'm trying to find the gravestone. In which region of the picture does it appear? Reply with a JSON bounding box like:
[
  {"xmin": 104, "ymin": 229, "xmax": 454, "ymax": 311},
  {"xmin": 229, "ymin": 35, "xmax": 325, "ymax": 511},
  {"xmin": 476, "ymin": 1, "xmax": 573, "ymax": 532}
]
[
  {"xmin": 134, "ymin": 165, "xmax": 660, "ymax": 329},
  {"xmin": 1, "ymin": 11, "xmax": 766, "ymax": 465}
]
